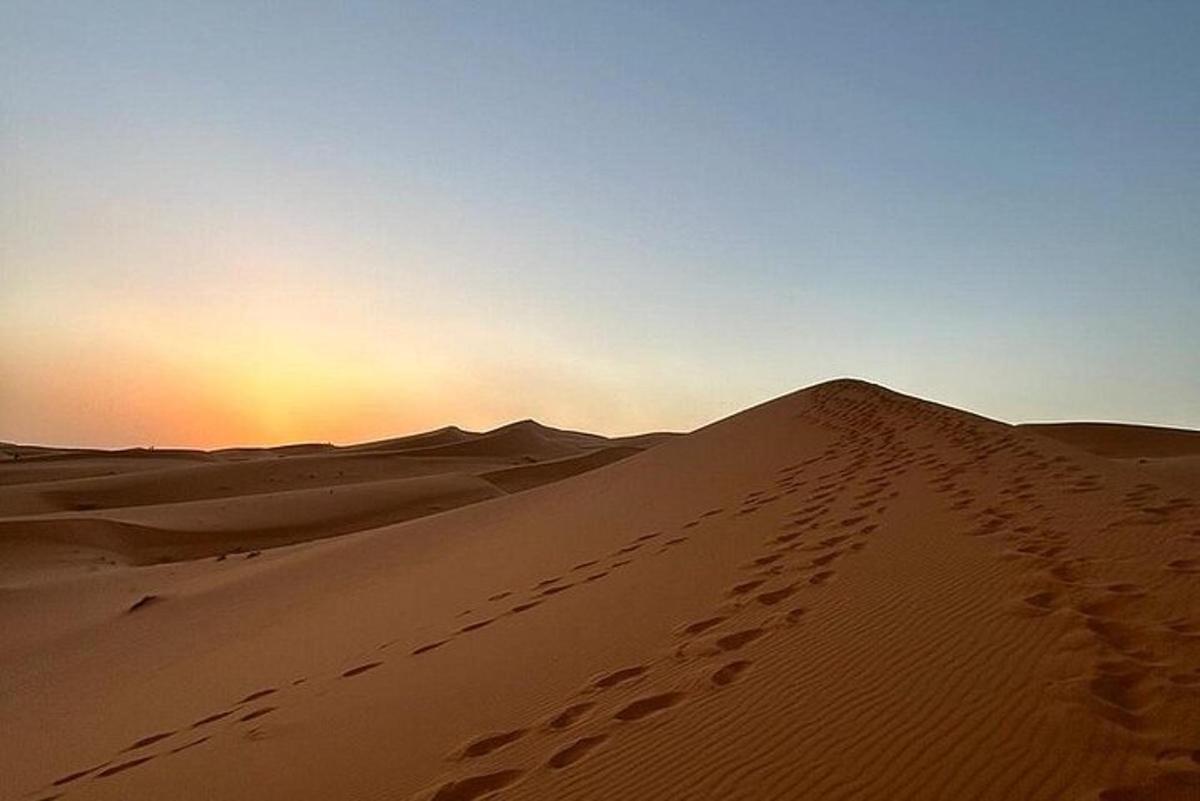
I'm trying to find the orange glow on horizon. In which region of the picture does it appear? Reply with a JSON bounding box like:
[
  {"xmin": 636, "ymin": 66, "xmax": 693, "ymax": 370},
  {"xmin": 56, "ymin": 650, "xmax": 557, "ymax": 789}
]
[{"xmin": 0, "ymin": 290, "xmax": 688, "ymax": 449}]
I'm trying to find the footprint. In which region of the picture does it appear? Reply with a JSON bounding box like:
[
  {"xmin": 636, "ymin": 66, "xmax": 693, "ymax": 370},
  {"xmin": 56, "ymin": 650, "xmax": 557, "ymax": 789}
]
[
  {"xmin": 240, "ymin": 707, "xmax": 276, "ymax": 722},
  {"xmin": 461, "ymin": 729, "xmax": 527, "ymax": 758},
  {"xmin": 96, "ymin": 756, "xmax": 155, "ymax": 778},
  {"xmin": 1022, "ymin": 591, "xmax": 1057, "ymax": 613},
  {"xmin": 510, "ymin": 601, "xmax": 542, "ymax": 614},
  {"xmin": 808, "ymin": 571, "xmax": 834, "ymax": 585},
  {"xmin": 1166, "ymin": 620, "xmax": 1200, "ymax": 637},
  {"xmin": 547, "ymin": 702, "xmax": 595, "ymax": 731},
  {"xmin": 711, "ymin": 660, "xmax": 752, "ymax": 687},
  {"xmin": 584, "ymin": 572, "xmax": 609, "ymax": 582},
  {"xmin": 680, "ymin": 616, "xmax": 725, "ymax": 636},
  {"xmin": 124, "ymin": 731, "xmax": 174, "ymax": 751},
  {"xmin": 170, "ymin": 737, "xmax": 209, "ymax": 755},
  {"xmin": 413, "ymin": 640, "xmax": 449, "ymax": 655},
  {"xmin": 571, "ymin": 560, "xmax": 599, "ymax": 571},
  {"xmin": 757, "ymin": 585, "xmax": 797, "ymax": 605},
  {"xmin": 614, "ymin": 692, "xmax": 685, "ymax": 721},
  {"xmin": 192, "ymin": 709, "xmax": 235, "ymax": 728},
  {"xmin": 1088, "ymin": 671, "xmax": 1152, "ymax": 730},
  {"xmin": 548, "ymin": 735, "xmax": 608, "ymax": 769},
  {"xmin": 460, "ymin": 619, "xmax": 495, "ymax": 633},
  {"xmin": 127, "ymin": 595, "xmax": 160, "ymax": 613},
  {"xmin": 487, "ymin": 591, "xmax": 512, "ymax": 602},
  {"xmin": 540, "ymin": 585, "xmax": 573, "ymax": 597},
  {"xmin": 342, "ymin": 662, "xmax": 383, "ymax": 678},
  {"xmin": 593, "ymin": 666, "xmax": 648, "ymax": 689},
  {"xmin": 729, "ymin": 580, "xmax": 766, "ymax": 596},
  {"xmin": 430, "ymin": 769, "xmax": 525, "ymax": 801},
  {"xmin": 239, "ymin": 688, "xmax": 277, "ymax": 704},
  {"xmin": 716, "ymin": 629, "xmax": 765, "ymax": 651},
  {"xmin": 1154, "ymin": 747, "xmax": 1200, "ymax": 764},
  {"xmin": 52, "ymin": 764, "xmax": 106, "ymax": 787}
]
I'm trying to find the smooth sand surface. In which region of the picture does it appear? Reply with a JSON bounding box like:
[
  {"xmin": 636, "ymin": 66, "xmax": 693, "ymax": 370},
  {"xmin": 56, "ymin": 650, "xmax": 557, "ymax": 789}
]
[
  {"xmin": 1, "ymin": 380, "xmax": 1198, "ymax": 801},
  {"xmin": 1020, "ymin": 422, "xmax": 1200, "ymax": 460},
  {"xmin": 0, "ymin": 422, "xmax": 674, "ymax": 579},
  {"xmin": 1023, "ymin": 422, "xmax": 1200, "ymax": 494}
]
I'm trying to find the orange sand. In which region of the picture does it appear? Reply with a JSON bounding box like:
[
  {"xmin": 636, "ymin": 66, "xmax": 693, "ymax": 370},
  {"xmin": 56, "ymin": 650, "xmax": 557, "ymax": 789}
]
[{"xmin": 1, "ymin": 380, "xmax": 1197, "ymax": 801}]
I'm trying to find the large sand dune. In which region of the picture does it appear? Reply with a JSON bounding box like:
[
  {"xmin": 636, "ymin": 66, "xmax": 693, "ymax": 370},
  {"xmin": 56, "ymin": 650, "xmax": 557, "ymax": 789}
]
[{"xmin": 1, "ymin": 380, "xmax": 1198, "ymax": 801}]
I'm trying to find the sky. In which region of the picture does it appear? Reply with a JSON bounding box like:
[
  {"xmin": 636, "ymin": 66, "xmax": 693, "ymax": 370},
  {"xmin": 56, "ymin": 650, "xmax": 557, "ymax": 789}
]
[{"xmin": 2, "ymin": 1, "xmax": 1198, "ymax": 448}]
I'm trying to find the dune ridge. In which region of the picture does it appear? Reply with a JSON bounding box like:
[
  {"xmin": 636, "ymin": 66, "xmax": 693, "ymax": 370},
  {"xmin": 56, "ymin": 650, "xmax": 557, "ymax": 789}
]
[{"xmin": 0, "ymin": 379, "xmax": 1197, "ymax": 801}]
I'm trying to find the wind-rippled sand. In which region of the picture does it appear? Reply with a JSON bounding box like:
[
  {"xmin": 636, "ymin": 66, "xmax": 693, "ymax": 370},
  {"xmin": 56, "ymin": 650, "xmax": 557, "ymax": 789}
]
[{"xmin": 2, "ymin": 379, "xmax": 1198, "ymax": 801}]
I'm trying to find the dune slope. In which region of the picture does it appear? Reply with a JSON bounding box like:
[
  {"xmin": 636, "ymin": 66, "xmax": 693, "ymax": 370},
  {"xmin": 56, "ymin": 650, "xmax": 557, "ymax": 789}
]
[
  {"xmin": 1023, "ymin": 421, "xmax": 1200, "ymax": 494},
  {"xmin": 0, "ymin": 424, "xmax": 675, "ymax": 574},
  {"xmin": 1, "ymin": 380, "xmax": 1198, "ymax": 801}
]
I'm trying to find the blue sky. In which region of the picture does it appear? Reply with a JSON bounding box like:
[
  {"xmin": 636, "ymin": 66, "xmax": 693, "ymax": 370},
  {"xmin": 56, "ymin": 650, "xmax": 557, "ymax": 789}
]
[{"xmin": 2, "ymin": 2, "xmax": 1198, "ymax": 446}]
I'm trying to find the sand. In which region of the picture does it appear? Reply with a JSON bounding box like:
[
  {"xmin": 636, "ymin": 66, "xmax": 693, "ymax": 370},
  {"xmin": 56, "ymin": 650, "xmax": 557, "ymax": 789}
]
[
  {"xmin": 0, "ymin": 421, "xmax": 675, "ymax": 581},
  {"xmin": 1, "ymin": 379, "xmax": 1197, "ymax": 801}
]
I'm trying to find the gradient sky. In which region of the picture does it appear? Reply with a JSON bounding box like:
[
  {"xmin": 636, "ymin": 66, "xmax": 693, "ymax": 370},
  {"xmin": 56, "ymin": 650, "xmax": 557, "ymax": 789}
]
[{"xmin": 3, "ymin": 2, "xmax": 1198, "ymax": 448}]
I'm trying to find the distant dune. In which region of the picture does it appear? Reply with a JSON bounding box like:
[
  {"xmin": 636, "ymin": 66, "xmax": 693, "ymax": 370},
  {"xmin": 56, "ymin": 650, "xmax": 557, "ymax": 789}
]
[
  {"xmin": 1019, "ymin": 421, "xmax": 1200, "ymax": 459},
  {"xmin": 1, "ymin": 380, "xmax": 1197, "ymax": 801},
  {"xmin": 1022, "ymin": 421, "xmax": 1200, "ymax": 493},
  {"xmin": 0, "ymin": 422, "xmax": 677, "ymax": 576}
]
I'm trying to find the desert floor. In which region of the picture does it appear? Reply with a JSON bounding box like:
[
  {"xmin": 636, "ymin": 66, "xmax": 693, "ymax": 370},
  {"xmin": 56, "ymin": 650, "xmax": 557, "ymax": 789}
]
[{"xmin": 2, "ymin": 379, "xmax": 1198, "ymax": 801}]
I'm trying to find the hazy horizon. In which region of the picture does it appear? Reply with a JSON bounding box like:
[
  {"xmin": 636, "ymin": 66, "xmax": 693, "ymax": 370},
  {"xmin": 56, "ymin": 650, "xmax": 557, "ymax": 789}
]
[
  {"xmin": 5, "ymin": 375, "xmax": 1200, "ymax": 452},
  {"xmin": 4, "ymin": 2, "xmax": 1198, "ymax": 448}
]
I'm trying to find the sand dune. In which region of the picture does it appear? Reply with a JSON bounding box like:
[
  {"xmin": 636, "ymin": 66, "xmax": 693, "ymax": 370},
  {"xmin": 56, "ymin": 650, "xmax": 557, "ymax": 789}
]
[
  {"xmin": 0, "ymin": 452, "xmax": 214, "ymax": 487},
  {"xmin": 1021, "ymin": 421, "xmax": 1200, "ymax": 459},
  {"xmin": 481, "ymin": 447, "xmax": 644, "ymax": 493},
  {"xmin": 0, "ymin": 473, "xmax": 504, "ymax": 579},
  {"xmin": 1, "ymin": 380, "xmax": 1198, "ymax": 801},
  {"xmin": 0, "ymin": 423, "xmax": 674, "ymax": 576},
  {"xmin": 387, "ymin": 420, "xmax": 616, "ymax": 460},
  {"xmin": 1024, "ymin": 422, "xmax": 1200, "ymax": 494}
]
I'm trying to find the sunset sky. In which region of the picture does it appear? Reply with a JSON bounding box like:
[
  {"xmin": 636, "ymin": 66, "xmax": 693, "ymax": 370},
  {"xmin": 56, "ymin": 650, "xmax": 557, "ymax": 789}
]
[{"xmin": 3, "ymin": 2, "xmax": 1198, "ymax": 448}]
